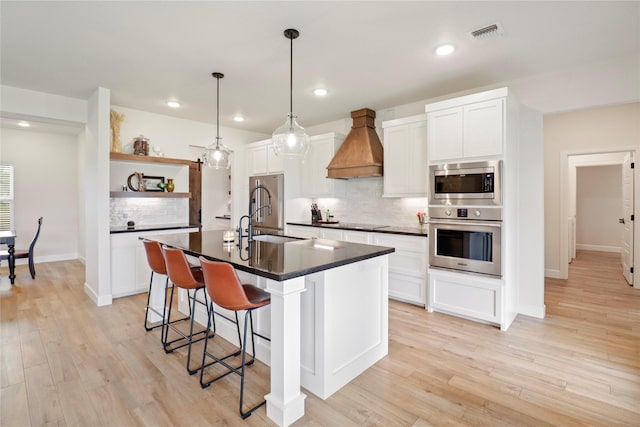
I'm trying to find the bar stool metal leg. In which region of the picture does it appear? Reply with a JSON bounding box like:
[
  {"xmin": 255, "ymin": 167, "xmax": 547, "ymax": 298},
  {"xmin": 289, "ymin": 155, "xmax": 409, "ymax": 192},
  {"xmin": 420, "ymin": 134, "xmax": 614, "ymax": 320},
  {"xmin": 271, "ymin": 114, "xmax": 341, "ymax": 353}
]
[
  {"xmin": 144, "ymin": 273, "xmax": 189, "ymax": 332},
  {"xmin": 162, "ymin": 287, "xmax": 214, "ymax": 375},
  {"xmin": 199, "ymin": 308, "xmax": 266, "ymax": 418}
]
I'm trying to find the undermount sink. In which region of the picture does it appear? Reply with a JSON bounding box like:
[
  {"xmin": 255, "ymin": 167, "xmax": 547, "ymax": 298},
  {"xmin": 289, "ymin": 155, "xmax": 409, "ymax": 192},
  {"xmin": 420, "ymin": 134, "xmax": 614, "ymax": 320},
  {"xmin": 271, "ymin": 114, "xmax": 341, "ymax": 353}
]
[{"xmin": 251, "ymin": 234, "xmax": 304, "ymax": 244}]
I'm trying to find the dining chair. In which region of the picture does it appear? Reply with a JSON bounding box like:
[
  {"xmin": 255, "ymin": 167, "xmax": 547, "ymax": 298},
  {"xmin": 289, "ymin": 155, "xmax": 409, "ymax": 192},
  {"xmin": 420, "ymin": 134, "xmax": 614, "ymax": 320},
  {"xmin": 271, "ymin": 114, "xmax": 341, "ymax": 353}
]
[{"xmin": 0, "ymin": 217, "xmax": 43, "ymax": 279}]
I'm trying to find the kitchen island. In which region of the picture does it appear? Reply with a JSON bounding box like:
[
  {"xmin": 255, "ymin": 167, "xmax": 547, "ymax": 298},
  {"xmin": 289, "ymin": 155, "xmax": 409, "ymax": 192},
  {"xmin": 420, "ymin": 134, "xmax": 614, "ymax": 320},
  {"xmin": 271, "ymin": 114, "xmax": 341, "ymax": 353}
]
[{"xmin": 143, "ymin": 230, "xmax": 394, "ymax": 426}]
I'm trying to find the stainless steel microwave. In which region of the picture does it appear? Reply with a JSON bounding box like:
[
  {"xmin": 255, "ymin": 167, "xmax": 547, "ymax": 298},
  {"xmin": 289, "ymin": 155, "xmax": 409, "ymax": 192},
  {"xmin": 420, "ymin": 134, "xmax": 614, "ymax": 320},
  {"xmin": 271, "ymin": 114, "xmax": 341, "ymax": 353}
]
[{"xmin": 429, "ymin": 160, "xmax": 502, "ymax": 206}]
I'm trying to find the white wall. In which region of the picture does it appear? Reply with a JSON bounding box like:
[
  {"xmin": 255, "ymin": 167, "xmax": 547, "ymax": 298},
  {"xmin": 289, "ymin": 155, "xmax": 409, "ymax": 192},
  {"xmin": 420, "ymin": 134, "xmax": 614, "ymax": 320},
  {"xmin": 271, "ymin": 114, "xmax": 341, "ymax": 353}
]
[
  {"xmin": 0, "ymin": 127, "xmax": 79, "ymax": 262},
  {"xmin": 544, "ymin": 102, "xmax": 640, "ymax": 277},
  {"xmin": 576, "ymin": 165, "xmax": 623, "ymax": 252}
]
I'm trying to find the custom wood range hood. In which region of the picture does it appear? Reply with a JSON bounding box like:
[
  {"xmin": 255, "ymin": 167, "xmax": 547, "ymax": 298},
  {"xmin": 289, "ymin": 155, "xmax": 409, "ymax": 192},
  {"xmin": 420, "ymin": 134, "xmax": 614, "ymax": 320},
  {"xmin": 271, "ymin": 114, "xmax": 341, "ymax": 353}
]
[{"xmin": 326, "ymin": 108, "xmax": 384, "ymax": 179}]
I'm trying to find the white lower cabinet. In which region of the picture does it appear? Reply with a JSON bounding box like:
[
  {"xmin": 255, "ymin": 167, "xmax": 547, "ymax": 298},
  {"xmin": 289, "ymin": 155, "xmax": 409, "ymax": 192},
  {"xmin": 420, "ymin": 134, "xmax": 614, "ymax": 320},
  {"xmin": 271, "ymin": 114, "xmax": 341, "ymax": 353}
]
[
  {"xmin": 320, "ymin": 228, "xmax": 344, "ymax": 241},
  {"xmin": 341, "ymin": 230, "xmax": 370, "ymax": 244},
  {"xmin": 428, "ymin": 268, "xmax": 503, "ymax": 326},
  {"xmin": 371, "ymin": 233, "xmax": 427, "ymax": 306},
  {"xmin": 287, "ymin": 225, "xmax": 428, "ymax": 306},
  {"xmin": 110, "ymin": 228, "xmax": 198, "ymax": 298}
]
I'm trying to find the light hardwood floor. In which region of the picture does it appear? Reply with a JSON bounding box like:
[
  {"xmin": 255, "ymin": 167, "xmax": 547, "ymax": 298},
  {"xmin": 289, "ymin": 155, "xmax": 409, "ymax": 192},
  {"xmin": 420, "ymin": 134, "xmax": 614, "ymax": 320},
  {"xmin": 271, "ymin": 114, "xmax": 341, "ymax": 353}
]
[{"xmin": 1, "ymin": 251, "xmax": 639, "ymax": 426}]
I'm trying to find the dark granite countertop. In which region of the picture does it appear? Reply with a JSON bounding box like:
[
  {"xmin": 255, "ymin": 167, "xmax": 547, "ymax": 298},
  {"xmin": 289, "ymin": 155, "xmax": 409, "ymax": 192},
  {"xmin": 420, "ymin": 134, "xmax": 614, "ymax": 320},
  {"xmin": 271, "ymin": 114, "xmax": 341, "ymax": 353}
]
[
  {"xmin": 141, "ymin": 230, "xmax": 395, "ymax": 281},
  {"xmin": 111, "ymin": 223, "xmax": 200, "ymax": 234},
  {"xmin": 287, "ymin": 221, "xmax": 428, "ymax": 237}
]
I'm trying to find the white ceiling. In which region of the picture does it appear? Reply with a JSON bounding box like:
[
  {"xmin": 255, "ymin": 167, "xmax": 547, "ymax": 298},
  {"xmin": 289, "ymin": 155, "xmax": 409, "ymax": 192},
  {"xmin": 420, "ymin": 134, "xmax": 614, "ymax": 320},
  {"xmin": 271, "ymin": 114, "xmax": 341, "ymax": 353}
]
[{"xmin": 1, "ymin": 1, "xmax": 638, "ymax": 134}]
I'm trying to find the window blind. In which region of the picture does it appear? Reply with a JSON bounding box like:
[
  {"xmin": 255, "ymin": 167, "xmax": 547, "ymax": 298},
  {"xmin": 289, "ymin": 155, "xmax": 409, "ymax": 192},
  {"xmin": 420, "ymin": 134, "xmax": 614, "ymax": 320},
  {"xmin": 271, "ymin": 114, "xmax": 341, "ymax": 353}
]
[{"xmin": 0, "ymin": 164, "xmax": 14, "ymax": 231}]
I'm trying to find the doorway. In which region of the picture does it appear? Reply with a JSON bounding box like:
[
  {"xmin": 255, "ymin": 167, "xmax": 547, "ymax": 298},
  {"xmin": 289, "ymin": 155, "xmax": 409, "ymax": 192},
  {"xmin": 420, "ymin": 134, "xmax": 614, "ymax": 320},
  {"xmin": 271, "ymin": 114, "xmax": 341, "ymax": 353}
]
[{"xmin": 564, "ymin": 151, "xmax": 636, "ymax": 286}]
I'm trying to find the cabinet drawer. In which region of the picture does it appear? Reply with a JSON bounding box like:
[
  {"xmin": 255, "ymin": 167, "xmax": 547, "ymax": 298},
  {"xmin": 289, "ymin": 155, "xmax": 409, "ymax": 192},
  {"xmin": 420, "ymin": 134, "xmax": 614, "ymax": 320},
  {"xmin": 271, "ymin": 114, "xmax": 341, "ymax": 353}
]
[
  {"xmin": 287, "ymin": 225, "xmax": 321, "ymax": 239},
  {"xmin": 428, "ymin": 269, "xmax": 502, "ymax": 324},
  {"xmin": 371, "ymin": 233, "xmax": 426, "ymax": 252},
  {"xmin": 342, "ymin": 230, "xmax": 369, "ymax": 244}
]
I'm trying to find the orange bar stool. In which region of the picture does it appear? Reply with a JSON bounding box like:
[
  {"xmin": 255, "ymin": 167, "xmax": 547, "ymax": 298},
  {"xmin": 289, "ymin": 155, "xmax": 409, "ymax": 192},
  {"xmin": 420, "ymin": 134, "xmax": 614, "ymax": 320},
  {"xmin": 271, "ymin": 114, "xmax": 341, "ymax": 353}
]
[
  {"xmin": 162, "ymin": 245, "xmax": 213, "ymax": 375},
  {"xmin": 199, "ymin": 257, "xmax": 271, "ymax": 419},
  {"xmin": 141, "ymin": 239, "xmax": 190, "ymax": 333}
]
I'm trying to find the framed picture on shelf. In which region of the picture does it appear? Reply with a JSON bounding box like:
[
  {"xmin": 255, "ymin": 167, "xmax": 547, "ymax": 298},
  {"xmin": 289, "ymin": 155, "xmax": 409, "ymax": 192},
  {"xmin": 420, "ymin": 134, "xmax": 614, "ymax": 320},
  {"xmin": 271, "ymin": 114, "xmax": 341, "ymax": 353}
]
[{"xmin": 143, "ymin": 175, "xmax": 165, "ymax": 192}]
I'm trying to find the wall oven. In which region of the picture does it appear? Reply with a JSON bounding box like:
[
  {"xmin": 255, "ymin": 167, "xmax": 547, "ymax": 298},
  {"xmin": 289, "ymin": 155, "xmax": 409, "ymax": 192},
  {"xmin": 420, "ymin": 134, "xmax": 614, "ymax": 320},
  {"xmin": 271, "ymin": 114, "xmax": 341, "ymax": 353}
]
[
  {"xmin": 430, "ymin": 160, "xmax": 502, "ymax": 206},
  {"xmin": 429, "ymin": 206, "xmax": 502, "ymax": 277}
]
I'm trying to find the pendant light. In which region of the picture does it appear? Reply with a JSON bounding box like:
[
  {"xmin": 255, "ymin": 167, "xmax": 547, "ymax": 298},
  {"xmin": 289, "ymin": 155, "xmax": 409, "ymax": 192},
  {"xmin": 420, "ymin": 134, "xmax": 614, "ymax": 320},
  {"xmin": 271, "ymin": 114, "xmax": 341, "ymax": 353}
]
[
  {"xmin": 203, "ymin": 72, "xmax": 231, "ymax": 169},
  {"xmin": 272, "ymin": 28, "xmax": 310, "ymax": 159}
]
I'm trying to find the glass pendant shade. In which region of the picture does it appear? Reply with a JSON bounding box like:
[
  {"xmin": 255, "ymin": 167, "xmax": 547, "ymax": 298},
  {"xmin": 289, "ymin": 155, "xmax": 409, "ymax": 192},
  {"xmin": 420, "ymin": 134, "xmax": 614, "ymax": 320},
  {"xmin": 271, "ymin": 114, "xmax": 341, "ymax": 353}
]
[
  {"xmin": 272, "ymin": 28, "xmax": 309, "ymax": 159},
  {"xmin": 205, "ymin": 137, "xmax": 231, "ymax": 169},
  {"xmin": 204, "ymin": 72, "xmax": 231, "ymax": 169},
  {"xmin": 272, "ymin": 113, "xmax": 310, "ymax": 158}
]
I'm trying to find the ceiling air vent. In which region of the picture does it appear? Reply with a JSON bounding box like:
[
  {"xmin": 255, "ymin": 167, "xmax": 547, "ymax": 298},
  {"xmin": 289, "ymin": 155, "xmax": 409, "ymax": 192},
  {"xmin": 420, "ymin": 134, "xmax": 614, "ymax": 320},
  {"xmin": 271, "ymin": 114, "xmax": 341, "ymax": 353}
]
[{"xmin": 470, "ymin": 23, "xmax": 504, "ymax": 40}]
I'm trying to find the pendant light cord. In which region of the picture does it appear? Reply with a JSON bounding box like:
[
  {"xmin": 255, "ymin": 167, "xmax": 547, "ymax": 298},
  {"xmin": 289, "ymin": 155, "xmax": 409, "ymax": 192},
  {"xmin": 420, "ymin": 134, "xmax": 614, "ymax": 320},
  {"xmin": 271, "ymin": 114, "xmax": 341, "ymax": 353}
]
[
  {"xmin": 216, "ymin": 74, "xmax": 220, "ymax": 146},
  {"xmin": 289, "ymin": 33, "xmax": 293, "ymax": 115}
]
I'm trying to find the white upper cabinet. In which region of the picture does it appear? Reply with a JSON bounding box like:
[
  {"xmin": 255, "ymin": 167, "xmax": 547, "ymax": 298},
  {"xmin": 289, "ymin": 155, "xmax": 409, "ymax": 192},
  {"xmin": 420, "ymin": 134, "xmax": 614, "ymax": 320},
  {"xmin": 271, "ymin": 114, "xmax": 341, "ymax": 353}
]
[
  {"xmin": 425, "ymin": 108, "xmax": 462, "ymax": 163},
  {"xmin": 426, "ymin": 88, "xmax": 506, "ymax": 163},
  {"xmin": 463, "ymin": 99, "xmax": 504, "ymax": 158},
  {"xmin": 246, "ymin": 139, "xmax": 285, "ymax": 175},
  {"xmin": 382, "ymin": 114, "xmax": 428, "ymax": 197},
  {"xmin": 300, "ymin": 133, "xmax": 345, "ymax": 198}
]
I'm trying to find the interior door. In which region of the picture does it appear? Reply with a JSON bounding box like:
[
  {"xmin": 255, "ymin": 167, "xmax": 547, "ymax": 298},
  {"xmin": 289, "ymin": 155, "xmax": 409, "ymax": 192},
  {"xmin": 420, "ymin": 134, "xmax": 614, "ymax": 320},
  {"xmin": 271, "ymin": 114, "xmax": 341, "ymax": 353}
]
[{"xmin": 621, "ymin": 153, "xmax": 634, "ymax": 284}]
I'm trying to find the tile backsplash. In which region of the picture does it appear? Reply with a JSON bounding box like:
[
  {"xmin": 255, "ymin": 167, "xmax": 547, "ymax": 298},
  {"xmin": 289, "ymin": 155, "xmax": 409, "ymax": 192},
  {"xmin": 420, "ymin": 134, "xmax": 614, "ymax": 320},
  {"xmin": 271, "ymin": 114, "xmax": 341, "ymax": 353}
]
[
  {"xmin": 110, "ymin": 198, "xmax": 189, "ymax": 227},
  {"xmin": 307, "ymin": 177, "xmax": 428, "ymax": 227}
]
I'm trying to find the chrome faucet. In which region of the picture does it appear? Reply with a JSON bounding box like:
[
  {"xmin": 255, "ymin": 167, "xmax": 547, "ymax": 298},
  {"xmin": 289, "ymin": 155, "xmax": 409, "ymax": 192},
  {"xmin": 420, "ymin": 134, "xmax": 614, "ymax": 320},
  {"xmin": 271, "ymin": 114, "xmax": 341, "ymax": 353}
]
[{"xmin": 237, "ymin": 184, "xmax": 272, "ymax": 249}]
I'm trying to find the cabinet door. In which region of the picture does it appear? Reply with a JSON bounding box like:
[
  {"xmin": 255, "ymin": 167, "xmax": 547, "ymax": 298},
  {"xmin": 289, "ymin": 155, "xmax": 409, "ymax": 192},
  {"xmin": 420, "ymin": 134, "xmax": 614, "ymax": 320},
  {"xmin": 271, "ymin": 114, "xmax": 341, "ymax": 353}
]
[
  {"xmin": 407, "ymin": 121, "xmax": 428, "ymax": 194},
  {"xmin": 463, "ymin": 99, "xmax": 504, "ymax": 158},
  {"xmin": 111, "ymin": 235, "xmax": 138, "ymax": 297},
  {"xmin": 266, "ymin": 144, "xmax": 285, "ymax": 173},
  {"xmin": 248, "ymin": 146, "xmax": 268, "ymax": 175},
  {"xmin": 383, "ymin": 125, "xmax": 410, "ymax": 195},
  {"xmin": 301, "ymin": 140, "xmax": 328, "ymax": 196},
  {"xmin": 371, "ymin": 233, "xmax": 427, "ymax": 306},
  {"xmin": 136, "ymin": 244, "xmax": 151, "ymax": 292},
  {"xmin": 428, "ymin": 107, "xmax": 463, "ymax": 162}
]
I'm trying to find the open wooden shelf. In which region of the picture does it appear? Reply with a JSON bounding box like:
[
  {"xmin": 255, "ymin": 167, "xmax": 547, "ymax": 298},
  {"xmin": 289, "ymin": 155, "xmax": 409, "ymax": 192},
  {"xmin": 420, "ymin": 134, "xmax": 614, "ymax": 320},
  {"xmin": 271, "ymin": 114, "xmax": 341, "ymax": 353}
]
[
  {"xmin": 110, "ymin": 192, "xmax": 191, "ymax": 198},
  {"xmin": 110, "ymin": 152, "xmax": 192, "ymax": 166}
]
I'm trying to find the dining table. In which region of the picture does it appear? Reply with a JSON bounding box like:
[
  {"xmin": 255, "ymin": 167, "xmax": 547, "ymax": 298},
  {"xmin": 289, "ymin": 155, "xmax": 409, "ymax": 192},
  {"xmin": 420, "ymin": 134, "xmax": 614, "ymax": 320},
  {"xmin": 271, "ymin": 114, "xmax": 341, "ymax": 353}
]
[{"xmin": 0, "ymin": 230, "xmax": 16, "ymax": 285}]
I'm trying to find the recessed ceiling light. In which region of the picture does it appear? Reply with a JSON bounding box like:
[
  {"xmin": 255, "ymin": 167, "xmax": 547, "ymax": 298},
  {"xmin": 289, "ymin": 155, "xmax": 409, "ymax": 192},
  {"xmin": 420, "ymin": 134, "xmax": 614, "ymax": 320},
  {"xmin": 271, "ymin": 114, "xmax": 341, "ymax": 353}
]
[
  {"xmin": 435, "ymin": 44, "xmax": 455, "ymax": 56},
  {"xmin": 167, "ymin": 100, "xmax": 181, "ymax": 108},
  {"xmin": 17, "ymin": 121, "xmax": 30, "ymax": 127},
  {"xmin": 233, "ymin": 115, "xmax": 245, "ymax": 122},
  {"xmin": 313, "ymin": 88, "xmax": 328, "ymax": 96}
]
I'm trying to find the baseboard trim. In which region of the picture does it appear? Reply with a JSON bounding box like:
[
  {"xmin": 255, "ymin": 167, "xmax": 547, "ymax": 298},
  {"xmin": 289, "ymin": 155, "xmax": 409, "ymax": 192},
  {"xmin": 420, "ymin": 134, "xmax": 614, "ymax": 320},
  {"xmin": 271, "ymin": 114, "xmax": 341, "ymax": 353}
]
[
  {"xmin": 84, "ymin": 282, "xmax": 112, "ymax": 307},
  {"xmin": 545, "ymin": 269, "xmax": 563, "ymax": 279},
  {"xmin": 10, "ymin": 253, "xmax": 79, "ymax": 265},
  {"xmin": 519, "ymin": 303, "xmax": 546, "ymax": 319},
  {"xmin": 576, "ymin": 244, "xmax": 621, "ymax": 253}
]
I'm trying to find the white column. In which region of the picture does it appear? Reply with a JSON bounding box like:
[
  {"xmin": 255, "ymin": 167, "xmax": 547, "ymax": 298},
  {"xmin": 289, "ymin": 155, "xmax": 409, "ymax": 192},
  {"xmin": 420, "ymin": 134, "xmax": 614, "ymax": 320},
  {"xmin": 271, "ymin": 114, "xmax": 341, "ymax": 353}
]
[{"xmin": 264, "ymin": 276, "xmax": 307, "ymax": 427}]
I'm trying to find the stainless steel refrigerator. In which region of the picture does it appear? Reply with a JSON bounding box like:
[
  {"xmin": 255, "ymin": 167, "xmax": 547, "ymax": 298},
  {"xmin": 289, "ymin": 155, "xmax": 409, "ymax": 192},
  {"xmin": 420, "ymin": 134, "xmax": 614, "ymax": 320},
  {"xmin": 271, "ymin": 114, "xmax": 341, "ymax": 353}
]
[{"xmin": 249, "ymin": 174, "xmax": 284, "ymax": 235}]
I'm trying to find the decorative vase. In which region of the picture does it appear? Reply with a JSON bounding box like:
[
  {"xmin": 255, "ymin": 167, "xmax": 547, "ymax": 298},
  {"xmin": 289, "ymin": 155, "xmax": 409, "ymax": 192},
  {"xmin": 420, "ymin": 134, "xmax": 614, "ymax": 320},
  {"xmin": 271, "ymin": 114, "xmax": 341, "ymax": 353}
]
[{"xmin": 166, "ymin": 178, "xmax": 175, "ymax": 193}]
